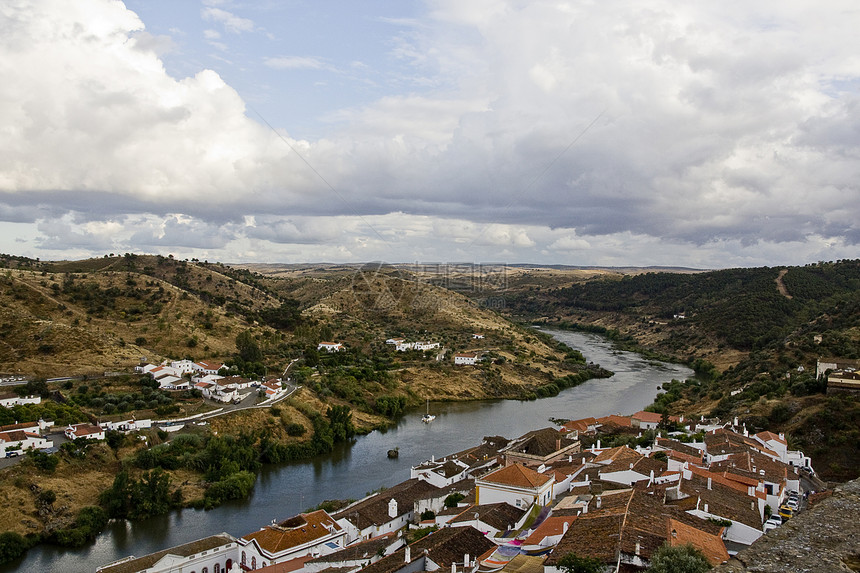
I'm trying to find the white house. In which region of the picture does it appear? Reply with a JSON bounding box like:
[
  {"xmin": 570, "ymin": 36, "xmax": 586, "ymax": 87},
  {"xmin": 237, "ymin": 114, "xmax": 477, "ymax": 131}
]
[
  {"xmin": 474, "ymin": 463, "xmax": 555, "ymax": 509},
  {"xmin": 410, "ymin": 458, "xmax": 470, "ymax": 488},
  {"xmin": 318, "ymin": 342, "xmax": 345, "ymax": 352},
  {"xmin": 65, "ymin": 423, "xmax": 106, "ymax": 441},
  {"xmin": 0, "ymin": 393, "xmax": 41, "ymax": 408},
  {"xmin": 454, "ymin": 353, "xmax": 478, "ymax": 366},
  {"xmin": 100, "ymin": 419, "xmax": 152, "ymax": 433},
  {"xmin": 0, "ymin": 430, "xmax": 53, "ymax": 457},
  {"xmin": 96, "ymin": 533, "xmax": 241, "ymax": 573},
  {"xmin": 194, "ymin": 360, "xmax": 226, "ymax": 375},
  {"xmin": 239, "ymin": 510, "xmax": 346, "ymax": 565},
  {"xmin": 170, "ymin": 360, "xmax": 197, "ymax": 375}
]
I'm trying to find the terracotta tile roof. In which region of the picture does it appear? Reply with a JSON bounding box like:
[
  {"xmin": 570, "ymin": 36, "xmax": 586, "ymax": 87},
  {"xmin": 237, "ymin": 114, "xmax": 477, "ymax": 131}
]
[
  {"xmin": 656, "ymin": 437, "xmax": 703, "ymax": 458},
  {"xmin": 242, "ymin": 510, "xmax": 342, "ymax": 556},
  {"xmin": 545, "ymin": 513, "xmax": 624, "ymax": 565},
  {"xmin": 334, "ymin": 479, "xmax": 440, "ymax": 530},
  {"xmin": 505, "ymin": 427, "xmax": 577, "ymax": 458},
  {"xmin": 561, "ymin": 417, "xmax": 597, "ymax": 434},
  {"xmin": 595, "ymin": 414, "xmax": 633, "ymax": 427},
  {"xmin": 449, "ymin": 502, "xmax": 526, "ymax": 532},
  {"xmin": 360, "ymin": 526, "xmax": 494, "ymax": 573},
  {"xmin": 667, "ymin": 518, "xmax": 729, "ymax": 565},
  {"xmin": 0, "ymin": 430, "xmax": 30, "ymax": 441},
  {"xmin": 254, "ymin": 555, "xmax": 314, "ymax": 573},
  {"xmin": 632, "ymin": 410, "xmax": 663, "ymax": 424},
  {"xmin": 479, "ymin": 463, "xmax": 553, "ymax": 489},
  {"xmin": 97, "ymin": 533, "xmax": 236, "ymax": 573},
  {"xmin": 754, "ymin": 431, "xmax": 786, "ymax": 445},
  {"xmin": 69, "ymin": 424, "xmax": 103, "ymax": 438},
  {"xmin": 593, "ymin": 445, "xmax": 640, "ymax": 464},
  {"xmin": 0, "ymin": 422, "xmax": 40, "ymax": 433},
  {"xmin": 678, "ymin": 476, "xmax": 762, "ymax": 529},
  {"xmin": 309, "ymin": 532, "xmax": 397, "ymax": 564},
  {"xmin": 523, "ymin": 515, "xmax": 577, "ymax": 545}
]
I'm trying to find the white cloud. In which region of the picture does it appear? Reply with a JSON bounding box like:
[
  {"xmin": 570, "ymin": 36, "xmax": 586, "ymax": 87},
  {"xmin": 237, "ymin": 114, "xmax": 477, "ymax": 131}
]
[
  {"xmin": 264, "ymin": 56, "xmax": 328, "ymax": 70},
  {"xmin": 201, "ymin": 7, "xmax": 253, "ymax": 34},
  {"xmin": 1, "ymin": 0, "xmax": 859, "ymax": 267}
]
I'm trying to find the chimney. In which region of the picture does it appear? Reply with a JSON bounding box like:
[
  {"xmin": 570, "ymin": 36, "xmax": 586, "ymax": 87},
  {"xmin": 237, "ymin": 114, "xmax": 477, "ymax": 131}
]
[
  {"xmin": 464, "ymin": 554, "xmax": 470, "ymax": 568},
  {"xmin": 635, "ymin": 542, "xmax": 641, "ymax": 555},
  {"xmin": 707, "ymin": 477, "xmax": 712, "ymax": 490},
  {"xmin": 597, "ymin": 439, "xmax": 601, "ymax": 449},
  {"xmin": 451, "ymin": 563, "xmax": 456, "ymax": 573},
  {"xmin": 388, "ymin": 499, "xmax": 398, "ymax": 518},
  {"xmin": 563, "ymin": 521, "xmax": 570, "ymax": 533},
  {"xmin": 568, "ymin": 455, "xmax": 572, "ymax": 463},
  {"xmin": 704, "ymin": 503, "xmax": 709, "ymax": 513},
  {"xmin": 596, "ymin": 496, "xmax": 602, "ymax": 509},
  {"xmin": 556, "ymin": 438, "xmax": 561, "ymax": 451},
  {"xmin": 405, "ymin": 546, "xmax": 411, "ymax": 563}
]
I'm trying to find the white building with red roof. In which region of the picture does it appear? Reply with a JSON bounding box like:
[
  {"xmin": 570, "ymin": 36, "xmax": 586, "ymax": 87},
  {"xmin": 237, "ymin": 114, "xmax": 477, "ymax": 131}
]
[
  {"xmin": 318, "ymin": 342, "xmax": 344, "ymax": 352},
  {"xmin": 64, "ymin": 423, "xmax": 106, "ymax": 441},
  {"xmin": 475, "ymin": 463, "xmax": 555, "ymax": 509},
  {"xmin": 454, "ymin": 352, "xmax": 478, "ymax": 366},
  {"xmin": 0, "ymin": 429, "xmax": 52, "ymax": 457},
  {"xmin": 193, "ymin": 360, "xmax": 226, "ymax": 375}
]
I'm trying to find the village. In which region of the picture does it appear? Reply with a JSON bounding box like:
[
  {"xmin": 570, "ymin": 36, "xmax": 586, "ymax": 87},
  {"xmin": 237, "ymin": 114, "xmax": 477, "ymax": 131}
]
[{"xmin": 92, "ymin": 408, "xmax": 820, "ymax": 573}]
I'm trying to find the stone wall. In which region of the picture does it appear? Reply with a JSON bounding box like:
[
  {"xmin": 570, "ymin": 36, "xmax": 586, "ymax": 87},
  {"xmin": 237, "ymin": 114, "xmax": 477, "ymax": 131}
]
[{"xmin": 713, "ymin": 478, "xmax": 860, "ymax": 572}]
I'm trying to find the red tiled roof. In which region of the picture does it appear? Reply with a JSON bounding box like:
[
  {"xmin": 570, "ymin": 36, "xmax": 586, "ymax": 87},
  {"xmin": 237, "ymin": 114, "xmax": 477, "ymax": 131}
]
[
  {"xmin": 755, "ymin": 431, "xmax": 786, "ymax": 445},
  {"xmin": 480, "ymin": 464, "xmax": 553, "ymax": 489},
  {"xmin": 242, "ymin": 510, "xmax": 342, "ymax": 556},
  {"xmin": 667, "ymin": 518, "xmax": 729, "ymax": 565},
  {"xmin": 595, "ymin": 414, "xmax": 632, "ymax": 427},
  {"xmin": 523, "ymin": 515, "xmax": 577, "ymax": 545}
]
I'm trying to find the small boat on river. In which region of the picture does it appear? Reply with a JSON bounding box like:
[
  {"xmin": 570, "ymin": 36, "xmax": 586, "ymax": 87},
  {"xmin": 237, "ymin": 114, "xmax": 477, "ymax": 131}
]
[{"xmin": 421, "ymin": 399, "xmax": 435, "ymax": 423}]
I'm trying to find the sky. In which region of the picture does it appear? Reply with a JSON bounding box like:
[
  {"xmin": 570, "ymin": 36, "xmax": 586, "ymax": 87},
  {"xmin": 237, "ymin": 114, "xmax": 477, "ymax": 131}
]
[{"xmin": 1, "ymin": 0, "xmax": 859, "ymax": 269}]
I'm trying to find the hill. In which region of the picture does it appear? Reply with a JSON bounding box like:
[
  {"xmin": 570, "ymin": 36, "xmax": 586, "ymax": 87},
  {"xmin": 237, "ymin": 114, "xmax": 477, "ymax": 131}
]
[{"xmin": 494, "ymin": 259, "xmax": 860, "ymax": 481}]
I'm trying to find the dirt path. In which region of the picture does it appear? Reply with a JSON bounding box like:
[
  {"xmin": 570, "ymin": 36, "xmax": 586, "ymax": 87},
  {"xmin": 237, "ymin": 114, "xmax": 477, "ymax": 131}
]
[{"xmin": 775, "ymin": 269, "xmax": 792, "ymax": 299}]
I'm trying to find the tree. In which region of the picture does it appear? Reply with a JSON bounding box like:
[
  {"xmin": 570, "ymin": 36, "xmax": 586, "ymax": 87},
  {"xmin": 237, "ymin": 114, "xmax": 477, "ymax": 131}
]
[
  {"xmin": 647, "ymin": 544, "xmax": 711, "ymax": 573},
  {"xmin": 0, "ymin": 532, "xmax": 29, "ymax": 564},
  {"xmin": 556, "ymin": 552, "xmax": 604, "ymax": 573},
  {"xmin": 235, "ymin": 330, "xmax": 262, "ymax": 363}
]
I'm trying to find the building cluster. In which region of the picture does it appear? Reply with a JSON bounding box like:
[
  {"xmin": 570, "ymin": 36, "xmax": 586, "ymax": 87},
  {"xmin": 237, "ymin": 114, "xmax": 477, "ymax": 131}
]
[
  {"xmin": 818, "ymin": 357, "xmax": 860, "ymax": 394},
  {"xmin": 384, "ymin": 339, "xmax": 441, "ymax": 352},
  {"xmin": 96, "ymin": 412, "xmax": 814, "ymax": 573},
  {"xmin": 0, "ymin": 392, "xmax": 41, "ymax": 408},
  {"xmin": 0, "ymin": 419, "xmax": 54, "ymax": 457},
  {"xmin": 136, "ymin": 359, "xmax": 286, "ymax": 403}
]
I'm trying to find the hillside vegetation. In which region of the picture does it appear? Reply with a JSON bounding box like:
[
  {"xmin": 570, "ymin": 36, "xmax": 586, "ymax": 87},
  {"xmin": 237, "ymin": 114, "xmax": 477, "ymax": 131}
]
[{"xmin": 498, "ymin": 259, "xmax": 860, "ymax": 481}]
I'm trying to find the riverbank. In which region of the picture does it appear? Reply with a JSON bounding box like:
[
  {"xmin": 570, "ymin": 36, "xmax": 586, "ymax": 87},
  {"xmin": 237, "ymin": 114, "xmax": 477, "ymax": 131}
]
[{"xmin": 0, "ymin": 329, "xmax": 694, "ymax": 573}]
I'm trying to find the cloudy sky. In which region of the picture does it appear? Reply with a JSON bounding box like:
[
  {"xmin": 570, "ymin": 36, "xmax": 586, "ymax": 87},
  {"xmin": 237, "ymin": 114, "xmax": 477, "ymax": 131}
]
[{"xmin": 1, "ymin": 0, "xmax": 859, "ymax": 268}]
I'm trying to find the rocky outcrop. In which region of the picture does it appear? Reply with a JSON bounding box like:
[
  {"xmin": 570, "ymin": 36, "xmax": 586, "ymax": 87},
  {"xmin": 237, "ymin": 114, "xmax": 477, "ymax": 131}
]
[{"xmin": 714, "ymin": 478, "xmax": 860, "ymax": 572}]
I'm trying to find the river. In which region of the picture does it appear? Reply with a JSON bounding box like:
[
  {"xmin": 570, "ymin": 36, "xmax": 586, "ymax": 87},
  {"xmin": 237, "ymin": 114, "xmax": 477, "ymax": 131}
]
[{"xmin": 5, "ymin": 329, "xmax": 694, "ymax": 573}]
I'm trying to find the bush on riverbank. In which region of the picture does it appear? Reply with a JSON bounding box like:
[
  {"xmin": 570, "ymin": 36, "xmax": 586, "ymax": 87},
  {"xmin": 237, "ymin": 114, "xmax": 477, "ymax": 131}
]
[{"xmin": 0, "ymin": 532, "xmax": 32, "ymax": 565}]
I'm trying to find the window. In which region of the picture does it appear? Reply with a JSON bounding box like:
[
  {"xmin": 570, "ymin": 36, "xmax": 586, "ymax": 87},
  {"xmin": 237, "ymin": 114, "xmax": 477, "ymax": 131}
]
[
  {"xmin": 252, "ymin": 556, "xmax": 257, "ymax": 569},
  {"xmin": 214, "ymin": 565, "xmax": 221, "ymax": 573},
  {"xmin": 241, "ymin": 551, "xmax": 246, "ymax": 565},
  {"xmin": 202, "ymin": 568, "xmax": 208, "ymax": 573}
]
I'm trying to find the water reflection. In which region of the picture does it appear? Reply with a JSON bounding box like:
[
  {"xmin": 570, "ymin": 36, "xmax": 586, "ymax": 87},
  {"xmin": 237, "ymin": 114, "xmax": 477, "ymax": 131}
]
[{"xmin": 4, "ymin": 329, "xmax": 694, "ymax": 573}]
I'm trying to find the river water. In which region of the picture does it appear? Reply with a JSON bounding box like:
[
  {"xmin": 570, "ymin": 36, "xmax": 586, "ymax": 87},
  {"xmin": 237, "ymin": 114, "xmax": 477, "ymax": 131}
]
[{"xmin": 6, "ymin": 329, "xmax": 694, "ymax": 573}]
